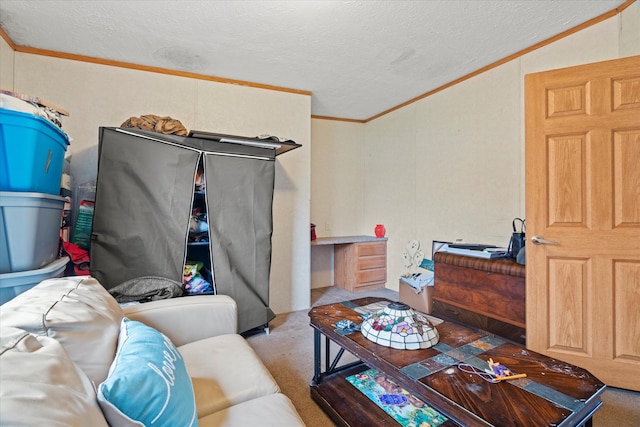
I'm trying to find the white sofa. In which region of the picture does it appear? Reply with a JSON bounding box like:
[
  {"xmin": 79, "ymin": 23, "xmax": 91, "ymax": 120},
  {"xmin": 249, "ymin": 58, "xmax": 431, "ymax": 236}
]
[{"xmin": 0, "ymin": 276, "xmax": 305, "ymax": 426}]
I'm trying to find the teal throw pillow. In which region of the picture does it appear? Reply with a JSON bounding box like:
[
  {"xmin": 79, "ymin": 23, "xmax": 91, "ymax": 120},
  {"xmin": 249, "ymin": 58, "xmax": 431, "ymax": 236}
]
[{"xmin": 98, "ymin": 318, "xmax": 198, "ymax": 427}]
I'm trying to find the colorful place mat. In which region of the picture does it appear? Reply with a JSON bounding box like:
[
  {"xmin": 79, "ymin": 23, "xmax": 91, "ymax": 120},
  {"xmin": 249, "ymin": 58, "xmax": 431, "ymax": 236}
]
[{"xmin": 346, "ymin": 368, "xmax": 448, "ymax": 427}]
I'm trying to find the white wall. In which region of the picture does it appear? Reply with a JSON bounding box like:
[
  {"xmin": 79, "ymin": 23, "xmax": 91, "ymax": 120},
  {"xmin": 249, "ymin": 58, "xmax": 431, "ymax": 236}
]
[
  {"xmin": 363, "ymin": 60, "xmax": 523, "ymax": 286},
  {"xmin": 311, "ymin": 2, "xmax": 640, "ymax": 290},
  {"xmin": 0, "ymin": 37, "xmax": 14, "ymax": 88},
  {"xmin": 10, "ymin": 53, "xmax": 311, "ymax": 314},
  {"xmin": 620, "ymin": 1, "xmax": 640, "ymax": 56},
  {"xmin": 310, "ymin": 119, "xmax": 365, "ymax": 287}
]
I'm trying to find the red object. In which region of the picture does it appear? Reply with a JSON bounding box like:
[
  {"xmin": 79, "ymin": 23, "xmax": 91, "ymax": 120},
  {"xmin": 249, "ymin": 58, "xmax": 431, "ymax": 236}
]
[
  {"xmin": 61, "ymin": 240, "xmax": 90, "ymax": 275},
  {"xmin": 375, "ymin": 224, "xmax": 386, "ymax": 238},
  {"xmin": 310, "ymin": 223, "xmax": 317, "ymax": 240}
]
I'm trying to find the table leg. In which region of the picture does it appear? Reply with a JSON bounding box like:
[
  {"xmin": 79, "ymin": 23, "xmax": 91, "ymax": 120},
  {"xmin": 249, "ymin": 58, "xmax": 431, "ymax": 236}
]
[
  {"xmin": 312, "ymin": 328, "xmax": 366, "ymax": 387},
  {"xmin": 312, "ymin": 329, "xmax": 322, "ymax": 386},
  {"xmin": 325, "ymin": 335, "xmax": 330, "ymax": 374}
]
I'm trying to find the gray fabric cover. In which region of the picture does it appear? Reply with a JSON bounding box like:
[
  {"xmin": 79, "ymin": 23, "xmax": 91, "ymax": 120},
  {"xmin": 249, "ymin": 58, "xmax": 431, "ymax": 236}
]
[
  {"xmin": 91, "ymin": 127, "xmax": 276, "ymax": 332},
  {"xmin": 205, "ymin": 154, "xmax": 275, "ymax": 332},
  {"xmin": 109, "ymin": 276, "xmax": 184, "ymax": 303}
]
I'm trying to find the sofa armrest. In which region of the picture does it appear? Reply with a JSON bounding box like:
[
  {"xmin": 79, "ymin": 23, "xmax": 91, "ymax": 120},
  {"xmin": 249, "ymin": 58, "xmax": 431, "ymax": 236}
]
[{"xmin": 122, "ymin": 295, "xmax": 237, "ymax": 346}]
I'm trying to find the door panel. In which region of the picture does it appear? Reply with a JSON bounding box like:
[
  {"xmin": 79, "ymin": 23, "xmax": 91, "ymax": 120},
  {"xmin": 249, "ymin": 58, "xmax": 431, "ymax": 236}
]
[
  {"xmin": 547, "ymin": 134, "xmax": 588, "ymax": 225},
  {"xmin": 525, "ymin": 55, "xmax": 640, "ymax": 391},
  {"xmin": 614, "ymin": 129, "xmax": 640, "ymax": 226},
  {"xmin": 614, "ymin": 261, "xmax": 640, "ymax": 362},
  {"xmin": 548, "ymin": 257, "xmax": 590, "ymax": 353}
]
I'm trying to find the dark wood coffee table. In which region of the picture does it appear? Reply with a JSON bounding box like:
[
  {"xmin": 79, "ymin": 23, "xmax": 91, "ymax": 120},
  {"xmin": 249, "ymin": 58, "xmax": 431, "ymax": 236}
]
[{"xmin": 309, "ymin": 297, "xmax": 605, "ymax": 427}]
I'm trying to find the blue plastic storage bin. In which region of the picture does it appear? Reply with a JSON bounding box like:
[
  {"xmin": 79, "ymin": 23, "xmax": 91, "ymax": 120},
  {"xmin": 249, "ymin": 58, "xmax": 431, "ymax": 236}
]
[
  {"xmin": 0, "ymin": 108, "xmax": 70, "ymax": 195},
  {"xmin": 0, "ymin": 257, "xmax": 68, "ymax": 305},
  {"xmin": 0, "ymin": 192, "xmax": 65, "ymax": 273}
]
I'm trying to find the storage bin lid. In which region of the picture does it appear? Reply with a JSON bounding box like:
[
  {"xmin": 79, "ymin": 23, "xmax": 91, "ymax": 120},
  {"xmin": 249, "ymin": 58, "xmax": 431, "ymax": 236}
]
[
  {"xmin": 0, "ymin": 257, "xmax": 69, "ymax": 286},
  {"xmin": 0, "ymin": 108, "xmax": 69, "ymax": 145}
]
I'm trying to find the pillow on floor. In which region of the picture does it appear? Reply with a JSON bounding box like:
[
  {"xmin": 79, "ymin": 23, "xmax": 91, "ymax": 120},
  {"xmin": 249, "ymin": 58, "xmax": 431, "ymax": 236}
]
[{"xmin": 97, "ymin": 318, "xmax": 198, "ymax": 427}]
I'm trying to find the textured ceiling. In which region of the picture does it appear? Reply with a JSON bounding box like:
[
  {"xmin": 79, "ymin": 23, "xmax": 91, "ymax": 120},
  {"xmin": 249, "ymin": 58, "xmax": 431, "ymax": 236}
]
[{"xmin": 0, "ymin": 0, "xmax": 628, "ymax": 121}]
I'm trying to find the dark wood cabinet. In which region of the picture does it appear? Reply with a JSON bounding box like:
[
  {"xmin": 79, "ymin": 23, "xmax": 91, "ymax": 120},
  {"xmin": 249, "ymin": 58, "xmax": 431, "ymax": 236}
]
[{"xmin": 433, "ymin": 251, "xmax": 526, "ymax": 344}]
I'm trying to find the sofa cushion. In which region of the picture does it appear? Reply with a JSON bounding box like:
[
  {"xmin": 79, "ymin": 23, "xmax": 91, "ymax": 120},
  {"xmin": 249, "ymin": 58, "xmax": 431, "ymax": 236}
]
[
  {"xmin": 0, "ymin": 326, "xmax": 109, "ymax": 427},
  {"xmin": 98, "ymin": 318, "xmax": 198, "ymax": 427},
  {"xmin": 0, "ymin": 276, "xmax": 123, "ymax": 384},
  {"xmin": 178, "ymin": 333, "xmax": 280, "ymax": 418},
  {"xmin": 199, "ymin": 393, "xmax": 305, "ymax": 427}
]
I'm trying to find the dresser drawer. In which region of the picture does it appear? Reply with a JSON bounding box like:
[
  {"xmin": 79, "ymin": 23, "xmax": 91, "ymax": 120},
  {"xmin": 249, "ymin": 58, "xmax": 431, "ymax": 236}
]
[
  {"xmin": 357, "ymin": 242, "xmax": 386, "ymax": 257},
  {"xmin": 357, "ymin": 268, "xmax": 386, "ymax": 285},
  {"xmin": 358, "ymin": 255, "xmax": 386, "ymax": 270}
]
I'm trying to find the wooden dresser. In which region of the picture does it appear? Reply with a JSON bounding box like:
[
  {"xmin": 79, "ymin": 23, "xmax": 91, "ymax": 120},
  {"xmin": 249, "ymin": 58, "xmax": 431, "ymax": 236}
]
[
  {"xmin": 334, "ymin": 239, "xmax": 387, "ymax": 292},
  {"xmin": 433, "ymin": 251, "xmax": 526, "ymax": 344},
  {"xmin": 309, "ymin": 235, "xmax": 386, "ymax": 292}
]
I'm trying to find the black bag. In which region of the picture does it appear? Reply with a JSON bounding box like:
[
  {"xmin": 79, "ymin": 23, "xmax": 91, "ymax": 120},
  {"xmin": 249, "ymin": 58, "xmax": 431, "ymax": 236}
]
[{"xmin": 507, "ymin": 218, "xmax": 525, "ymax": 260}]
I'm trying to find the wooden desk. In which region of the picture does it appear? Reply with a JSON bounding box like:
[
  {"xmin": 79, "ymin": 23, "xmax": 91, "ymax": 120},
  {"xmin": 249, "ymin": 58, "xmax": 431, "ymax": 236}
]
[
  {"xmin": 309, "ymin": 297, "xmax": 605, "ymax": 427},
  {"xmin": 311, "ymin": 236, "xmax": 387, "ymax": 292}
]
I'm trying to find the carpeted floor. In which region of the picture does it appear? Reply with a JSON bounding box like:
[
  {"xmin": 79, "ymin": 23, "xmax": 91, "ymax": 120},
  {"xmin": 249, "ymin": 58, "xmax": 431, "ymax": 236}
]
[{"xmin": 246, "ymin": 286, "xmax": 640, "ymax": 426}]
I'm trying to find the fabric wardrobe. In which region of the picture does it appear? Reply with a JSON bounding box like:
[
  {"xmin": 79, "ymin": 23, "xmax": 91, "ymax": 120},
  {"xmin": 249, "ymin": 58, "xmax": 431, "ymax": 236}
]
[{"xmin": 90, "ymin": 127, "xmax": 296, "ymax": 333}]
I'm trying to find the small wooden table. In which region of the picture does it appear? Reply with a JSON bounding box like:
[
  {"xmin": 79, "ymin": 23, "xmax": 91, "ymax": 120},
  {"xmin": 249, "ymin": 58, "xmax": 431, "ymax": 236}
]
[{"xmin": 309, "ymin": 297, "xmax": 605, "ymax": 427}]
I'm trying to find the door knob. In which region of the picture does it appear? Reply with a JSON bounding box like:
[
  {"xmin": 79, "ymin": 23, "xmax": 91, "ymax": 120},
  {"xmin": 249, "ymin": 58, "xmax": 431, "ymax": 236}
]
[{"xmin": 531, "ymin": 235, "xmax": 559, "ymax": 245}]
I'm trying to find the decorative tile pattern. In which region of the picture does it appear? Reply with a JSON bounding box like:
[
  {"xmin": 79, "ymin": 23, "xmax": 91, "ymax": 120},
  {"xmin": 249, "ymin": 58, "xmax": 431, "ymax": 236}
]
[
  {"xmin": 341, "ymin": 300, "xmax": 360, "ymax": 310},
  {"xmin": 401, "ymin": 363, "xmax": 433, "ymax": 380},
  {"xmin": 420, "ymin": 358, "xmax": 446, "ymax": 373},
  {"xmin": 432, "ymin": 342, "xmax": 454, "ymax": 353},
  {"xmin": 461, "ymin": 356, "xmax": 491, "ymax": 372},
  {"xmin": 409, "ymin": 337, "xmax": 506, "ymax": 378},
  {"xmin": 431, "ymin": 353, "xmax": 459, "ymax": 367},
  {"xmin": 520, "ymin": 381, "xmax": 584, "ymax": 412},
  {"xmin": 409, "ymin": 333, "xmax": 588, "ymax": 415},
  {"xmin": 476, "ymin": 335, "xmax": 506, "ymax": 347},
  {"xmin": 455, "ymin": 343, "xmax": 488, "ymax": 358}
]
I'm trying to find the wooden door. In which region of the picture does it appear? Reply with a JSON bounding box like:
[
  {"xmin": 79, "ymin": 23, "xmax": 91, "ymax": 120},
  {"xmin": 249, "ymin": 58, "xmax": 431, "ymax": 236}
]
[{"xmin": 525, "ymin": 55, "xmax": 640, "ymax": 391}]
